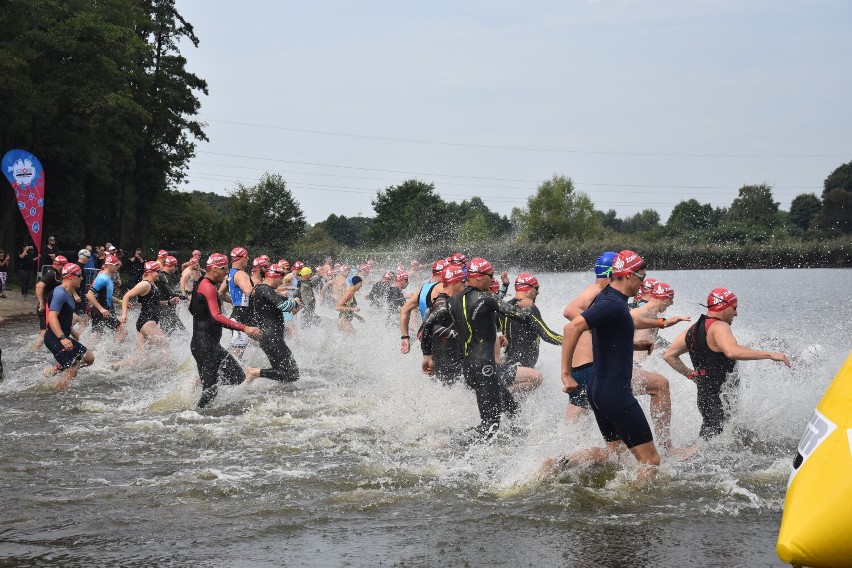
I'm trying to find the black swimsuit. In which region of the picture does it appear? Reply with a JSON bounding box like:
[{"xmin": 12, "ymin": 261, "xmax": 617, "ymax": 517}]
[{"xmin": 135, "ymin": 282, "xmax": 161, "ymax": 332}]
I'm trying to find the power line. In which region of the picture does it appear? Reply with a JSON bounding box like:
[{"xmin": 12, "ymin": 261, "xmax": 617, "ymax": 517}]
[
  {"xmin": 193, "ymin": 153, "xmax": 821, "ymax": 192},
  {"xmin": 201, "ymin": 118, "xmax": 848, "ymax": 159}
]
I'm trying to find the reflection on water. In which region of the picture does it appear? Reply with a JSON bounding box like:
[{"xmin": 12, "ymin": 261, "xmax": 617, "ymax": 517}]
[{"xmin": 0, "ymin": 268, "xmax": 849, "ymax": 565}]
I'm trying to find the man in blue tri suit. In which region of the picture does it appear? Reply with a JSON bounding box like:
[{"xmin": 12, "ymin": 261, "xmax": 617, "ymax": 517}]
[
  {"xmin": 44, "ymin": 264, "xmax": 95, "ymax": 389},
  {"xmin": 548, "ymin": 250, "xmax": 690, "ymax": 483},
  {"xmin": 86, "ymin": 254, "xmax": 127, "ymax": 343}
]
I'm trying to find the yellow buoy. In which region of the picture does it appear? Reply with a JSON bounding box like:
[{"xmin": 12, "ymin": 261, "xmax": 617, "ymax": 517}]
[{"xmin": 777, "ymin": 353, "xmax": 852, "ymax": 567}]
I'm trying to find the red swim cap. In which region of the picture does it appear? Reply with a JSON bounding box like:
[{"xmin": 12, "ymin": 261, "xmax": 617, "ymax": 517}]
[
  {"xmin": 61, "ymin": 263, "xmax": 82, "ymax": 279},
  {"xmin": 382, "ymin": 270, "xmax": 394, "ymax": 281},
  {"xmin": 252, "ymin": 256, "xmax": 269, "ymax": 270},
  {"xmin": 265, "ymin": 264, "xmax": 287, "ymax": 278},
  {"xmin": 707, "ymin": 288, "xmax": 737, "ymax": 311},
  {"xmin": 650, "ymin": 282, "xmax": 674, "ymax": 300},
  {"xmin": 144, "ymin": 261, "xmax": 162, "ymax": 274},
  {"xmin": 230, "ymin": 247, "xmax": 248, "ymax": 259},
  {"xmin": 192, "ymin": 249, "xmax": 201, "ymax": 257},
  {"xmin": 206, "ymin": 253, "xmax": 229, "ymax": 269},
  {"xmin": 442, "ymin": 265, "xmax": 466, "ymax": 285},
  {"xmin": 164, "ymin": 256, "xmax": 178, "ymax": 267},
  {"xmin": 611, "ymin": 250, "xmax": 645, "ymax": 278},
  {"xmin": 396, "ymin": 270, "xmax": 409, "ymax": 282},
  {"xmin": 449, "ymin": 252, "xmax": 467, "ymax": 266},
  {"xmin": 53, "ymin": 255, "xmax": 68, "ymax": 267},
  {"xmin": 489, "ymin": 280, "xmax": 500, "ymax": 293},
  {"xmin": 468, "ymin": 257, "xmax": 493, "ymax": 276},
  {"xmin": 292, "ymin": 261, "xmax": 304, "ymax": 271},
  {"xmin": 514, "ymin": 272, "xmax": 539, "ymax": 292},
  {"xmin": 103, "ymin": 254, "xmax": 121, "ymax": 267},
  {"xmin": 278, "ymin": 259, "xmax": 290, "ymax": 268},
  {"xmin": 157, "ymin": 249, "xmax": 169, "ymax": 258},
  {"xmin": 432, "ymin": 259, "xmax": 448, "ymax": 275}
]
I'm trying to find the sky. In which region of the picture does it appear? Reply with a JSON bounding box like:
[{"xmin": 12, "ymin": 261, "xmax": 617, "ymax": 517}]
[{"xmin": 175, "ymin": 0, "xmax": 852, "ymax": 224}]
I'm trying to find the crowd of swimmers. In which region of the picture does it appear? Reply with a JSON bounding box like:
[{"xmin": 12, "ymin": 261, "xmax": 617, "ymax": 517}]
[{"xmin": 10, "ymin": 243, "xmax": 793, "ymax": 482}]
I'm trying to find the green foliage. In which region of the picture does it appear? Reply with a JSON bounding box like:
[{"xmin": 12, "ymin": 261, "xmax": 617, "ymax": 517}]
[
  {"xmin": 789, "ymin": 193, "xmax": 822, "ymax": 230},
  {"xmin": 621, "ymin": 209, "xmax": 661, "ymax": 234},
  {"xmin": 148, "ymin": 189, "xmax": 229, "ymax": 250},
  {"xmin": 227, "ymin": 173, "xmax": 306, "ymax": 253},
  {"xmin": 666, "ymin": 199, "xmax": 721, "ymax": 232},
  {"xmin": 823, "ymin": 160, "xmax": 852, "ymax": 197},
  {"xmin": 316, "ymin": 214, "xmax": 373, "ymax": 247},
  {"xmin": 369, "ymin": 179, "xmax": 448, "ymax": 245},
  {"xmin": 446, "ymin": 197, "xmax": 512, "ymax": 241},
  {"xmin": 813, "ymin": 188, "xmax": 852, "ymax": 234},
  {"xmin": 294, "ymin": 225, "xmax": 341, "ymax": 258},
  {"xmin": 515, "ymin": 175, "xmax": 602, "ymax": 242},
  {"xmin": 598, "ymin": 209, "xmax": 623, "ymax": 233},
  {"xmin": 727, "ymin": 184, "xmax": 780, "ymax": 227}
]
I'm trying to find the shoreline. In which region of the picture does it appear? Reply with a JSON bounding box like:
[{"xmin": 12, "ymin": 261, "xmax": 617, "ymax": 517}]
[{"xmin": 0, "ymin": 293, "xmax": 38, "ymax": 320}]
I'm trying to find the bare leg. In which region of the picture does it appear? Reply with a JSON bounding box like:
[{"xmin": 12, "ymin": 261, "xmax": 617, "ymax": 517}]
[
  {"xmin": 508, "ymin": 367, "xmax": 542, "ymax": 393},
  {"xmin": 631, "ymin": 370, "xmax": 672, "ymax": 450},
  {"xmin": 565, "ymin": 402, "xmax": 588, "ymax": 423},
  {"xmin": 628, "ymin": 440, "xmax": 661, "ymax": 485}
]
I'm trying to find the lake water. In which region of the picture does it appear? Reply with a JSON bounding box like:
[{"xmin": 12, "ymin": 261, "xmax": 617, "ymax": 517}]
[{"xmin": 1, "ymin": 268, "xmax": 849, "ymax": 567}]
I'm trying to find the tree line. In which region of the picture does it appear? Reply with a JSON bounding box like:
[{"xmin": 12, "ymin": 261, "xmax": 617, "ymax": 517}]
[
  {"xmin": 0, "ymin": 0, "xmax": 206, "ymax": 253},
  {"xmin": 1, "ymin": 1, "xmax": 848, "ymax": 268}
]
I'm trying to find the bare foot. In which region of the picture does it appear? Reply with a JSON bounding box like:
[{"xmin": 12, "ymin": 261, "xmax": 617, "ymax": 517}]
[
  {"xmin": 534, "ymin": 456, "xmax": 569, "ymax": 481},
  {"xmin": 666, "ymin": 443, "xmax": 701, "ymax": 461},
  {"xmin": 243, "ymin": 367, "xmax": 261, "ymax": 384},
  {"xmin": 42, "ymin": 364, "xmax": 61, "ymax": 377}
]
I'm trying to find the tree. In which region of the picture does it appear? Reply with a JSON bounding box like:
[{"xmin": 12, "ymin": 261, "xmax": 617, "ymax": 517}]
[
  {"xmin": 823, "ymin": 160, "xmax": 852, "ymax": 198},
  {"xmin": 227, "ymin": 173, "xmax": 306, "ymax": 252},
  {"xmin": 598, "ymin": 209, "xmax": 623, "ymax": 233},
  {"xmin": 789, "ymin": 193, "xmax": 822, "ymax": 230},
  {"xmin": 813, "ymin": 188, "xmax": 852, "ymax": 234},
  {"xmin": 316, "ymin": 214, "xmax": 373, "ymax": 247},
  {"xmin": 728, "ymin": 184, "xmax": 780, "ymax": 227},
  {"xmin": 131, "ymin": 0, "xmax": 208, "ymax": 246},
  {"xmin": 666, "ymin": 199, "xmax": 720, "ymax": 232},
  {"xmin": 368, "ymin": 179, "xmax": 448, "ymax": 245},
  {"xmin": 515, "ymin": 175, "xmax": 602, "ymax": 242},
  {"xmin": 621, "ymin": 209, "xmax": 661, "ymax": 234},
  {"xmin": 446, "ymin": 197, "xmax": 511, "ymax": 241}
]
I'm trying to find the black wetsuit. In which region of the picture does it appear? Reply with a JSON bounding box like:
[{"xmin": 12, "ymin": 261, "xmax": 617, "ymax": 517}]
[
  {"xmin": 367, "ymin": 281, "xmax": 390, "ymax": 308},
  {"xmin": 385, "ymin": 285, "xmax": 406, "ymax": 325},
  {"xmin": 423, "ymin": 286, "xmax": 530, "ymax": 433},
  {"xmin": 298, "ymin": 277, "xmax": 321, "ymax": 326},
  {"xmin": 189, "ymin": 277, "xmax": 248, "ymax": 408},
  {"xmin": 419, "ymin": 292, "xmax": 463, "ymax": 385},
  {"xmin": 249, "ymin": 283, "xmax": 299, "ymax": 383},
  {"xmin": 135, "ymin": 281, "xmax": 161, "ymax": 332},
  {"xmin": 499, "ymin": 299, "xmax": 563, "ymax": 367},
  {"xmin": 156, "ymin": 272, "xmax": 185, "ymax": 334},
  {"xmin": 37, "ymin": 267, "xmax": 60, "ymax": 331},
  {"xmin": 686, "ymin": 314, "xmax": 738, "ymax": 439}
]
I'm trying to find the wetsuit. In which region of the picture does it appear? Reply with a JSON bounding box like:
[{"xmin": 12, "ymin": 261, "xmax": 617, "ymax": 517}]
[
  {"xmin": 90, "ymin": 272, "xmax": 121, "ymax": 331},
  {"xmin": 499, "ymin": 299, "xmax": 563, "ymax": 368},
  {"xmin": 419, "ymin": 292, "xmax": 464, "ymax": 385},
  {"xmin": 367, "ymin": 280, "xmax": 389, "ymax": 308},
  {"xmin": 38, "ymin": 267, "xmax": 60, "ymax": 331},
  {"xmin": 45, "ymin": 286, "xmax": 88, "ymax": 369},
  {"xmin": 189, "ymin": 277, "xmax": 249, "ymax": 408},
  {"xmin": 385, "ymin": 285, "xmax": 406, "ymax": 324},
  {"xmin": 249, "ymin": 283, "xmax": 299, "ymax": 382},
  {"xmin": 298, "ymin": 277, "xmax": 321, "ymax": 326},
  {"xmin": 228, "ymin": 268, "xmax": 251, "ymax": 348},
  {"xmin": 135, "ymin": 281, "xmax": 161, "ymax": 333},
  {"xmin": 156, "ymin": 272, "xmax": 185, "ymax": 334},
  {"xmin": 582, "ymin": 285, "xmax": 653, "ymax": 449},
  {"xmin": 423, "ymin": 286, "xmax": 530, "ymax": 433},
  {"xmin": 685, "ymin": 314, "xmax": 738, "ymax": 439}
]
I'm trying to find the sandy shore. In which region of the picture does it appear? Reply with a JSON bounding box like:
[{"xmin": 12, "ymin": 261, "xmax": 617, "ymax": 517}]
[{"xmin": 0, "ymin": 292, "xmax": 37, "ymax": 319}]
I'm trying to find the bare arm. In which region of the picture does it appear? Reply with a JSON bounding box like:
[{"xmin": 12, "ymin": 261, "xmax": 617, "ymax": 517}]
[
  {"xmin": 711, "ymin": 324, "xmax": 791, "ymax": 366},
  {"xmin": 560, "ymin": 317, "xmax": 589, "ymax": 392},
  {"xmin": 399, "ymin": 292, "xmax": 420, "ymax": 353},
  {"xmin": 663, "ymin": 330, "xmax": 694, "ymax": 379}
]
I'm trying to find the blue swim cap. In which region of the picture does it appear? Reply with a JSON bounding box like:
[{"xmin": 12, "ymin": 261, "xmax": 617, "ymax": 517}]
[
  {"xmin": 351, "ymin": 276, "xmax": 362, "ymax": 285},
  {"xmin": 594, "ymin": 251, "xmax": 617, "ymax": 278}
]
